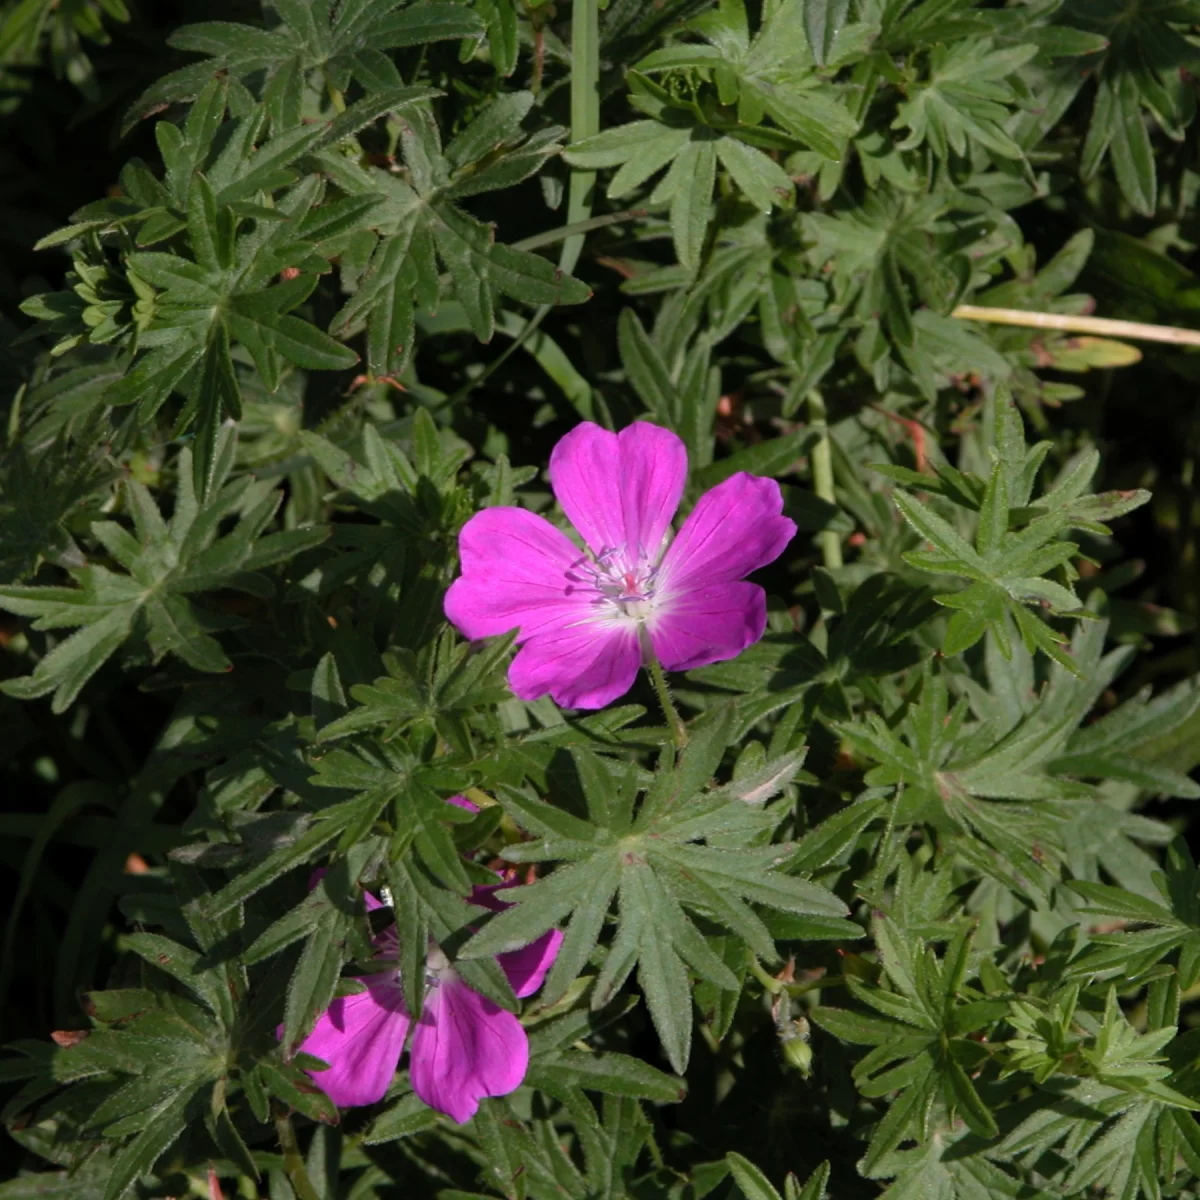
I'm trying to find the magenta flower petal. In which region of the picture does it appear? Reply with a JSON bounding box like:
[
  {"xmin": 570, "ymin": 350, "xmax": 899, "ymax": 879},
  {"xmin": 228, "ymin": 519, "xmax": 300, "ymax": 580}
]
[
  {"xmin": 468, "ymin": 883, "xmax": 513, "ymax": 913},
  {"xmin": 650, "ymin": 581, "xmax": 768, "ymax": 672},
  {"xmin": 296, "ymin": 976, "xmax": 411, "ymax": 1107},
  {"xmin": 466, "ymin": 883, "xmax": 562, "ymax": 998},
  {"xmin": 660, "ymin": 472, "xmax": 796, "ymax": 590},
  {"xmin": 409, "ymin": 976, "xmax": 530, "ymax": 1124},
  {"xmin": 444, "ymin": 507, "xmax": 587, "ymax": 642},
  {"xmin": 497, "ymin": 930, "xmax": 564, "ymax": 999},
  {"xmin": 549, "ymin": 422, "xmax": 686, "ymax": 564},
  {"xmin": 308, "ymin": 867, "xmax": 386, "ymax": 913},
  {"xmin": 507, "ymin": 618, "xmax": 641, "ymax": 709},
  {"xmin": 446, "ymin": 794, "xmax": 480, "ymax": 813}
]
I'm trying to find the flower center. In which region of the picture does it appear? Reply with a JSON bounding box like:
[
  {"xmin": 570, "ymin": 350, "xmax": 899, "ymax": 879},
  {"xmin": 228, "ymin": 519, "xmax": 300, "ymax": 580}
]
[
  {"xmin": 424, "ymin": 943, "xmax": 455, "ymax": 990},
  {"xmin": 373, "ymin": 931, "xmax": 456, "ymax": 994},
  {"xmin": 565, "ymin": 545, "xmax": 662, "ymax": 622}
]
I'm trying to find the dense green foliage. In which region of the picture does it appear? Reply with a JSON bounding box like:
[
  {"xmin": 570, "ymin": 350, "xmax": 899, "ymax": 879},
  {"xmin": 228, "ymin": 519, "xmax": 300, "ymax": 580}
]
[{"xmin": 3, "ymin": 0, "xmax": 1200, "ymax": 1197}]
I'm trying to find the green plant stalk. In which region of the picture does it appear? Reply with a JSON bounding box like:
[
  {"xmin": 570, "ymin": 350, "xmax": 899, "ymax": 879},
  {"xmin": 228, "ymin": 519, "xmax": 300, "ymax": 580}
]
[
  {"xmin": 645, "ymin": 652, "xmax": 688, "ymax": 749},
  {"xmin": 448, "ymin": 0, "xmax": 602, "ymax": 411},
  {"xmin": 807, "ymin": 390, "xmax": 842, "ymax": 569},
  {"xmin": 322, "ymin": 71, "xmax": 346, "ymax": 114},
  {"xmin": 563, "ymin": 0, "xmax": 599, "ymax": 277},
  {"xmin": 749, "ymin": 956, "xmax": 846, "ymax": 998},
  {"xmin": 275, "ymin": 1111, "xmax": 322, "ymax": 1200},
  {"xmin": 748, "ymin": 956, "xmax": 785, "ymax": 994},
  {"xmin": 511, "ymin": 208, "xmax": 645, "ymax": 254}
]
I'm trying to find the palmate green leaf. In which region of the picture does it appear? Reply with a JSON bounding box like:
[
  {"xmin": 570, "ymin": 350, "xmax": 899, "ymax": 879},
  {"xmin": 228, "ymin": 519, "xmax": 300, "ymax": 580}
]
[
  {"xmin": 725, "ymin": 1152, "xmax": 784, "ymax": 1200},
  {"xmin": 893, "ymin": 39, "xmax": 1038, "ymax": 162},
  {"xmin": 0, "ymin": 435, "xmax": 326, "ymax": 713},
  {"xmin": 322, "ymin": 101, "xmax": 586, "ymax": 349},
  {"xmin": 466, "ymin": 1098, "xmax": 593, "ymax": 1199},
  {"xmin": 833, "ymin": 650, "xmax": 1112, "ymax": 902},
  {"xmin": 278, "ymin": 847, "xmax": 378, "ymax": 1055},
  {"xmin": 121, "ymin": 933, "xmax": 236, "ymax": 1029},
  {"xmin": 610, "ymin": 308, "xmax": 724, "ymax": 463},
  {"xmin": 1046, "ymin": 671, "xmax": 1200, "ymax": 798},
  {"xmin": 617, "ymin": 307, "xmax": 676, "ymax": 425},
  {"xmin": 0, "ymin": 415, "xmax": 115, "ymax": 585},
  {"xmin": 295, "ymin": 418, "xmax": 470, "ymax": 635},
  {"xmin": 1067, "ymin": 0, "xmax": 1200, "ymax": 216},
  {"xmin": 636, "ymin": 0, "xmax": 859, "ymax": 157},
  {"xmin": 865, "ymin": 1125, "xmax": 1061, "ymax": 1200},
  {"xmin": 953, "ymin": 610, "xmax": 1196, "ymax": 895},
  {"xmin": 1066, "ymin": 838, "xmax": 1200, "ymax": 990},
  {"xmin": 883, "ymin": 391, "xmax": 1148, "ymax": 670},
  {"xmin": 306, "ymin": 747, "xmax": 477, "ymax": 897},
  {"xmin": 987, "ymin": 1044, "xmax": 1200, "ymax": 1200},
  {"xmin": 458, "ymin": 743, "xmax": 844, "ymax": 1073},
  {"xmin": 4, "ymin": 976, "xmax": 229, "ymax": 1199},
  {"xmin": 528, "ymin": 1048, "xmax": 686, "ymax": 1105},
  {"xmin": 27, "ymin": 92, "xmax": 379, "ymax": 460},
  {"xmin": 1075, "ymin": 987, "xmax": 1200, "ymax": 1110},
  {"xmin": 125, "ymin": 0, "xmax": 483, "ymax": 131},
  {"xmin": 304, "ymin": 414, "xmax": 472, "ymax": 513},
  {"xmin": 1066, "ymin": 1099, "xmax": 1167, "ymax": 1200},
  {"xmin": 803, "ymin": 190, "xmax": 966, "ymax": 350},
  {"xmin": 803, "ymin": 0, "xmax": 849, "ymax": 66},
  {"xmin": 565, "ymin": 106, "xmax": 794, "ymax": 270},
  {"xmin": 388, "ymin": 853, "xmax": 518, "ymax": 1019},
  {"xmin": 459, "ymin": 1087, "xmax": 657, "ymax": 1200},
  {"xmin": 814, "ymin": 920, "xmax": 1004, "ymax": 1163},
  {"xmin": 101, "ymin": 1085, "xmax": 200, "ymax": 1200},
  {"xmin": 316, "ymin": 632, "xmax": 514, "ymax": 755},
  {"xmin": 524, "ymin": 1000, "xmax": 686, "ymax": 1105}
]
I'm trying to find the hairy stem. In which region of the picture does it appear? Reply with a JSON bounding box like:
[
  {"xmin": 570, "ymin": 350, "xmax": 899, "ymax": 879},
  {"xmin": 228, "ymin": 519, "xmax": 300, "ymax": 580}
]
[
  {"xmin": 807, "ymin": 390, "xmax": 843, "ymax": 569},
  {"xmin": 748, "ymin": 956, "xmax": 784, "ymax": 994},
  {"xmin": 645, "ymin": 653, "xmax": 688, "ymax": 749},
  {"xmin": 275, "ymin": 1111, "xmax": 322, "ymax": 1200}
]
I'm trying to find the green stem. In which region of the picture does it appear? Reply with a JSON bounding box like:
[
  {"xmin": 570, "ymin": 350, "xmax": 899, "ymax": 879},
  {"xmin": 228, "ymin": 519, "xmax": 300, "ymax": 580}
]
[
  {"xmin": 445, "ymin": 0, "xmax": 601, "ymax": 411},
  {"xmin": 564, "ymin": 0, "xmax": 600, "ymax": 277},
  {"xmin": 511, "ymin": 208, "xmax": 645, "ymax": 253},
  {"xmin": 323, "ymin": 71, "xmax": 346, "ymax": 114},
  {"xmin": 6, "ymin": 381, "xmax": 24, "ymax": 447},
  {"xmin": 646, "ymin": 653, "xmax": 688, "ymax": 749},
  {"xmin": 275, "ymin": 1111, "xmax": 322, "ymax": 1200},
  {"xmin": 748, "ymin": 956, "xmax": 784, "ymax": 995},
  {"xmin": 748, "ymin": 956, "xmax": 846, "ymax": 999},
  {"xmin": 807, "ymin": 389, "xmax": 843, "ymax": 569}
]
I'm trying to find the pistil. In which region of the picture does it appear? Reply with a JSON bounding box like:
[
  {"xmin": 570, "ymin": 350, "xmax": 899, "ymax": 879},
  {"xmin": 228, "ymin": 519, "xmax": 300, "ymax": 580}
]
[{"xmin": 564, "ymin": 543, "xmax": 662, "ymax": 621}]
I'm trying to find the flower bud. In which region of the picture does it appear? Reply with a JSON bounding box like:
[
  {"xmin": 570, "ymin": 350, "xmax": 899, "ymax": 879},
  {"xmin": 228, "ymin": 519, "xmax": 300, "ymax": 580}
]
[
  {"xmin": 781, "ymin": 1033, "xmax": 813, "ymax": 1076},
  {"xmin": 777, "ymin": 1014, "xmax": 812, "ymax": 1077}
]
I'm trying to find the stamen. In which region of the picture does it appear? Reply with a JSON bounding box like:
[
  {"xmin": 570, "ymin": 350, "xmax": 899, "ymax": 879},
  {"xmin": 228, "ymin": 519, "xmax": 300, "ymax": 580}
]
[{"xmin": 562, "ymin": 542, "xmax": 660, "ymax": 620}]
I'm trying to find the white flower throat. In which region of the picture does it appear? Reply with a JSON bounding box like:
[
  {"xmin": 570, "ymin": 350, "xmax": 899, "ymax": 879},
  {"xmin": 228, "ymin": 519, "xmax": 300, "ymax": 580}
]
[
  {"xmin": 565, "ymin": 543, "xmax": 667, "ymax": 623},
  {"xmin": 375, "ymin": 928, "xmax": 454, "ymax": 991}
]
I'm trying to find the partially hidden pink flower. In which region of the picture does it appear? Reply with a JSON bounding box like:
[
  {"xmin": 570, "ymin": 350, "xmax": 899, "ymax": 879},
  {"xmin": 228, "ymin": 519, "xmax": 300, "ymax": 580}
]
[
  {"xmin": 293, "ymin": 797, "xmax": 562, "ymax": 1122},
  {"xmin": 444, "ymin": 421, "xmax": 797, "ymax": 709}
]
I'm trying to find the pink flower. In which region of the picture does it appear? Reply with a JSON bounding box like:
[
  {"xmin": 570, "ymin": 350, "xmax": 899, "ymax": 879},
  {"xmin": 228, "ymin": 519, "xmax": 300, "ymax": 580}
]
[
  {"xmin": 293, "ymin": 798, "xmax": 562, "ymax": 1122},
  {"xmin": 444, "ymin": 422, "xmax": 797, "ymax": 709}
]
